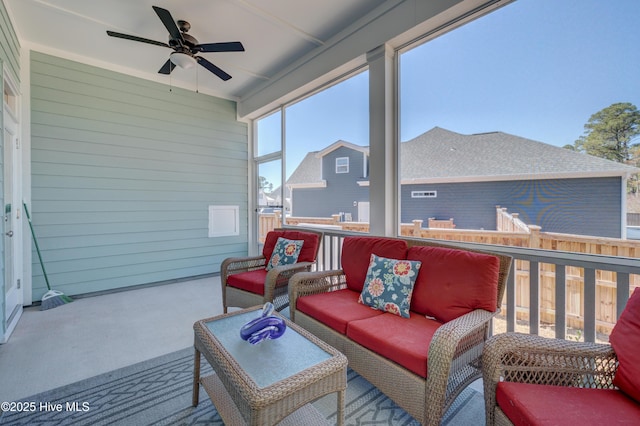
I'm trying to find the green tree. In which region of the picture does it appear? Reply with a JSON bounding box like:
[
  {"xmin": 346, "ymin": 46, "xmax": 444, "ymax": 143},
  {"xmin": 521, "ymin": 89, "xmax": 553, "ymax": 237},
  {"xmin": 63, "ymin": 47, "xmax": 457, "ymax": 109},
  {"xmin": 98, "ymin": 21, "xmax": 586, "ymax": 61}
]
[
  {"xmin": 259, "ymin": 176, "xmax": 273, "ymax": 193},
  {"xmin": 573, "ymin": 102, "xmax": 640, "ymax": 163},
  {"xmin": 629, "ymin": 144, "xmax": 640, "ymax": 194}
]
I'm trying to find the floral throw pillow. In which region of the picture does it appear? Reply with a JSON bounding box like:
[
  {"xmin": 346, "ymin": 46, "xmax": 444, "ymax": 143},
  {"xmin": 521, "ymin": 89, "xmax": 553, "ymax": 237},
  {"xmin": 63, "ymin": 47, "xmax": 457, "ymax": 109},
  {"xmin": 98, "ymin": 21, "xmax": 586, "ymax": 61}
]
[
  {"xmin": 358, "ymin": 254, "xmax": 422, "ymax": 318},
  {"xmin": 266, "ymin": 237, "xmax": 304, "ymax": 271}
]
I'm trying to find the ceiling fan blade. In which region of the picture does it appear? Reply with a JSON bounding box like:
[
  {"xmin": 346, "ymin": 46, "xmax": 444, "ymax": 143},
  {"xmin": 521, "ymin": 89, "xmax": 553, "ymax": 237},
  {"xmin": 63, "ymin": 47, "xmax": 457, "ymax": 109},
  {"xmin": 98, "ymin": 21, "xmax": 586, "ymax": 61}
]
[
  {"xmin": 197, "ymin": 57, "xmax": 232, "ymax": 81},
  {"xmin": 152, "ymin": 6, "xmax": 183, "ymax": 43},
  {"xmin": 196, "ymin": 42, "xmax": 245, "ymax": 53},
  {"xmin": 106, "ymin": 30, "xmax": 170, "ymax": 48},
  {"xmin": 158, "ymin": 59, "xmax": 176, "ymax": 75}
]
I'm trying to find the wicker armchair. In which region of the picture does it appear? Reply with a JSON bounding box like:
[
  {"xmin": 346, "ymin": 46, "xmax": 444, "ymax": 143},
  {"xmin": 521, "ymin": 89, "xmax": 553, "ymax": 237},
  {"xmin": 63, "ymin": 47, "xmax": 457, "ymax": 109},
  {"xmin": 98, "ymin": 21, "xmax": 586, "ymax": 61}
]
[
  {"xmin": 221, "ymin": 228, "xmax": 322, "ymax": 313},
  {"xmin": 484, "ymin": 287, "xmax": 640, "ymax": 425},
  {"xmin": 482, "ymin": 333, "xmax": 628, "ymax": 425},
  {"xmin": 289, "ymin": 237, "xmax": 513, "ymax": 425}
]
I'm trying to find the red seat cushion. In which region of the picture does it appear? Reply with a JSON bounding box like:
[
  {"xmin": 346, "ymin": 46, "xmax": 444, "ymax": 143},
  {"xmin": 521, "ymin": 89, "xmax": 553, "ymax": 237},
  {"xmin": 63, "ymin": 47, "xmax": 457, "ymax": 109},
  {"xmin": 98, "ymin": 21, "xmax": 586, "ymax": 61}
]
[
  {"xmin": 296, "ymin": 289, "xmax": 383, "ymax": 334},
  {"xmin": 609, "ymin": 287, "xmax": 640, "ymax": 403},
  {"xmin": 346, "ymin": 313, "xmax": 442, "ymax": 377},
  {"xmin": 263, "ymin": 230, "xmax": 320, "ymax": 264},
  {"xmin": 226, "ymin": 269, "xmax": 267, "ymax": 295},
  {"xmin": 407, "ymin": 246, "xmax": 500, "ymax": 322},
  {"xmin": 496, "ymin": 382, "xmax": 640, "ymax": 425},
  {"xmin": 341, "ymin": 237, "xmax": 408, "ymax": 292}
]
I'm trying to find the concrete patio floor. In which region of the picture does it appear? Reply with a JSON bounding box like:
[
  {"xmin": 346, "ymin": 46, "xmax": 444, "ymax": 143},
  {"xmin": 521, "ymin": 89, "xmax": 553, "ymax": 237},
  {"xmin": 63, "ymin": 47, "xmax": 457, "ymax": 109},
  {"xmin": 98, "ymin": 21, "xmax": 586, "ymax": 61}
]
[
  {"xmin": 0, "ymin": 275, "xmax": 486, "ymax": 424},
  {"xmin": 0, "ymin": 276, "xmax": 222, "ymax": 403}
]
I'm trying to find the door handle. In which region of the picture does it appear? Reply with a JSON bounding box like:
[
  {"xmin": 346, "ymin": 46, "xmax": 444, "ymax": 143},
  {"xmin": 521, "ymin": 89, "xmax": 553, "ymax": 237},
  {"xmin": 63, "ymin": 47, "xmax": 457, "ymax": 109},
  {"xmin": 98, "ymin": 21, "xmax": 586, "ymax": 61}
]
[{"xmin": 5, "ymin": 230, "xmax": 13, "ymax": 237}]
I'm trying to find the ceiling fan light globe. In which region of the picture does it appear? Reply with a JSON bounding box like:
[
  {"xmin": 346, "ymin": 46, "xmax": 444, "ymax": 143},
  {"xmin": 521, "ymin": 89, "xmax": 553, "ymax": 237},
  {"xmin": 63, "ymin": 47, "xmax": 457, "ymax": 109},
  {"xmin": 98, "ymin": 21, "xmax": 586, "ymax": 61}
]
[{"xmin": 170, "ymin": 52, "xmax": 196, "ymax": 69}]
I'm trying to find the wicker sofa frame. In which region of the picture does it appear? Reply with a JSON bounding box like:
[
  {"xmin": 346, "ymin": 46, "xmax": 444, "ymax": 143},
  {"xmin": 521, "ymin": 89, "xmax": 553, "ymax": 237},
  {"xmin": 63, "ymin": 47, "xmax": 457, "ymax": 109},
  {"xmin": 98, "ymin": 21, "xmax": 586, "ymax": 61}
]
[
  {"xmin": 221, "ymin": 228, "xmax": 323, "ymax": 313},
  {"xmin": 289, "ymin": 237, "xmax": 513, "ymax": 426},
  {"xmin": 482, "ymin": 332, "xmax": 620, "ymax": 426}
]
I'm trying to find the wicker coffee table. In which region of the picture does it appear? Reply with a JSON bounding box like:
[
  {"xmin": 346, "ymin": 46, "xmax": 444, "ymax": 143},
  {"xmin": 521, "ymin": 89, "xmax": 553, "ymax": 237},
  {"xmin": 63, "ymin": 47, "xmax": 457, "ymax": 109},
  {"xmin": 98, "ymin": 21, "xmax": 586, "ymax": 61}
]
[{"xmin": 193, "ymin": 307, "xmax": 347, "ymax": 425}]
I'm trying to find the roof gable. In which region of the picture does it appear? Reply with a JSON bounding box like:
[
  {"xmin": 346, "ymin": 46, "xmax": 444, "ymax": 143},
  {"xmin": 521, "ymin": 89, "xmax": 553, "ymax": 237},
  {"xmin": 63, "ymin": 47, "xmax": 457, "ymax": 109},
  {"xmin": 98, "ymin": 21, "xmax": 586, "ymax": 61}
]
[{"xmin": 316, "ymin": 140, "xmax": 369, "ymax": 158}]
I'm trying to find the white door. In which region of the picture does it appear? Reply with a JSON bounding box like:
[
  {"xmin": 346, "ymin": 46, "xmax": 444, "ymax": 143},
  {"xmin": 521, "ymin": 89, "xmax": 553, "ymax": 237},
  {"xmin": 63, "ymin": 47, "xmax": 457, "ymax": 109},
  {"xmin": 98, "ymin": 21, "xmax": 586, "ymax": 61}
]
[
  {"xmin": 357, "ymin": 201, "xmax": 370, "ymax": 223},
  {"xmin": 2, "ymin": 73, "xmax": 22, "ymax": 343}
]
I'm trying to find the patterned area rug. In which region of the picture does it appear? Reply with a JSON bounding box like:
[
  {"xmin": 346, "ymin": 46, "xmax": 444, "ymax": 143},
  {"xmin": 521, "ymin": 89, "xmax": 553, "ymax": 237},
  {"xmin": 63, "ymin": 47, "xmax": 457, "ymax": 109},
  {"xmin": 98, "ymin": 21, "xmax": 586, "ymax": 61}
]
[{"xmin": 0, "ymin": 347, "xmax": 484, "ymax": 425}]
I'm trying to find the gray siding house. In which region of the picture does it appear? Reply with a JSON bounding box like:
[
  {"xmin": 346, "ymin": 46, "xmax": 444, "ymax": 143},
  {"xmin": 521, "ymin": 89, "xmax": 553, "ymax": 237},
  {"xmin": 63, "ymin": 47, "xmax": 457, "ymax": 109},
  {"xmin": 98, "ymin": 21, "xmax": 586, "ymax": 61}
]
[
  {"xmin": 287, "ymin": 127, "xmax": 638, "ymax": 238},
  {"xmin": 288, "ymin": 141, "xmax": 370, "ymax": 221}
]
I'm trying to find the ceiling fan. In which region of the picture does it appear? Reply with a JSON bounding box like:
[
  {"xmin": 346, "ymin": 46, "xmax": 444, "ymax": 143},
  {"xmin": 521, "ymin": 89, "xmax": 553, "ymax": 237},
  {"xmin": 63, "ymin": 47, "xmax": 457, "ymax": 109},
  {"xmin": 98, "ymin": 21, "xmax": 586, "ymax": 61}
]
[{"xmin": 106, "ymin": 5, "xmax": 244, "ymax": 81}]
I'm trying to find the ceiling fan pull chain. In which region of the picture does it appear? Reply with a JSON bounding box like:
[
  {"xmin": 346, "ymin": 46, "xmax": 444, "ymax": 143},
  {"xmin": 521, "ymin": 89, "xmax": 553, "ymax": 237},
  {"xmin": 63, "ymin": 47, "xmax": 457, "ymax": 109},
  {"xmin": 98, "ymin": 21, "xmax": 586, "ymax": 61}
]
[{"xmin": 196, "ymin": 66, "xmax": 199, "ymax": 93}]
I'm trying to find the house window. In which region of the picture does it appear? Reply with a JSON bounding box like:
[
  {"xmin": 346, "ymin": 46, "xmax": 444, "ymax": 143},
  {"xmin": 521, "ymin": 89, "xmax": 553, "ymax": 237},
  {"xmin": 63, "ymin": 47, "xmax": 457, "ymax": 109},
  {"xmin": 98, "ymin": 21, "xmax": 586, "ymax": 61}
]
[
  {"xmin": 336, "ymin": 157, "xmax": 349, "ymax": 173},
  {"xmin": 411, "ymin": 191, "xmax": 437, "ymax": 198}
]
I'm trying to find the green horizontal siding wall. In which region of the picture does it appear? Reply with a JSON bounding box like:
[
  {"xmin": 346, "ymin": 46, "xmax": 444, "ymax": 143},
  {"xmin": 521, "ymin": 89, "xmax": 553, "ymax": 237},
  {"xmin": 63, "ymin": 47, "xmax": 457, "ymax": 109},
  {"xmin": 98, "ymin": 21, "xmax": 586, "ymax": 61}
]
[
  {"xmin": 30, "ymin": 51, "xmax": 248, "ymax": 300},
  {"xmin": 0, "ymin": 0, "xmax": 20, "ymax": 82}
]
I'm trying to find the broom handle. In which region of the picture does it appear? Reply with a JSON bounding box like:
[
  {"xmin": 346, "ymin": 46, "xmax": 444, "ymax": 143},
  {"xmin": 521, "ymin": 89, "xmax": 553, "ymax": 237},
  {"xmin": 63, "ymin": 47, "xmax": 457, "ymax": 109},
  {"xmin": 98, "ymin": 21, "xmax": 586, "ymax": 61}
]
[{"xmin": 23, "ymin": 202, "xmax": 52, "ymax": 291}]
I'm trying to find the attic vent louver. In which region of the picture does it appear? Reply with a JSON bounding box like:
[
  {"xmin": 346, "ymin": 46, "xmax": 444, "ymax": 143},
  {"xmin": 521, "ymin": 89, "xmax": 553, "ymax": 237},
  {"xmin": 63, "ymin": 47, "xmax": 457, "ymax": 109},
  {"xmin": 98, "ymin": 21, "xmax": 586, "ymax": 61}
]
[{"xmin": 411, "ymin": 191, "xmax": 437, "ymax": 198}]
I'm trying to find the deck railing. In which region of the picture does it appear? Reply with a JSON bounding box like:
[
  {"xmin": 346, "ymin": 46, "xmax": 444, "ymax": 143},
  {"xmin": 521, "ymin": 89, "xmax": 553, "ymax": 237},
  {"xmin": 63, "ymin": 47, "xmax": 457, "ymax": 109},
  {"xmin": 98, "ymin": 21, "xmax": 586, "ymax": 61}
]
[
  {"xmin": 264, "ymin": 208, "xmax": 640, "ymax": 343},
  {"xmin": 266, "ymin": 209, "xmax": 640, "ymax": 335}
]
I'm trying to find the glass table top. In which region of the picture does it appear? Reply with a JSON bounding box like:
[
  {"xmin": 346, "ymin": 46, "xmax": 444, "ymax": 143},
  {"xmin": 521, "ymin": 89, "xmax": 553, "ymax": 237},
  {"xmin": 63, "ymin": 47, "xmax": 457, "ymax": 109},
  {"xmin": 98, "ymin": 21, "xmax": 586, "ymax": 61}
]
[{"xmin": 205, "ymin": 310, "xmax": 332, "ymax": 388}]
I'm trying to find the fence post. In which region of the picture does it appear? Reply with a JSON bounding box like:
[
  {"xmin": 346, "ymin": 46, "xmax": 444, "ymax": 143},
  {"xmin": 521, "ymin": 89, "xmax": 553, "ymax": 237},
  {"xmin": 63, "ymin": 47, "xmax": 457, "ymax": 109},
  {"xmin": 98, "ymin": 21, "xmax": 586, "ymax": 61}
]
[
  {"xmin": 510, "ymin": 213, "xmax": 519, "ymax": 233},
  {"xmin": 274, "ymin": 210, "xmax": 281, "ymax": 228},
  {"xmin": 529, "ymin": 225, "xmax": 542, "ymax": 248},
  {"xmin": 412, "ymin": 219, "xmax": 423, "ymax": 237}
]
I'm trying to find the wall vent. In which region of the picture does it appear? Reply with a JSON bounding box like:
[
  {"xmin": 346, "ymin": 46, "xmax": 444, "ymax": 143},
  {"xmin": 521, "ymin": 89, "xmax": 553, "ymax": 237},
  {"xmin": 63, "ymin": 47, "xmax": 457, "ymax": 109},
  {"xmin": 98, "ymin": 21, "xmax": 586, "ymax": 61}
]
[
  {"xmin": 411, "ymin": 190, "xmax": 437, "ymax": 198},
  {"xmin": 208, "ymin": 205, "xmax": 239, "ymax": 237}
]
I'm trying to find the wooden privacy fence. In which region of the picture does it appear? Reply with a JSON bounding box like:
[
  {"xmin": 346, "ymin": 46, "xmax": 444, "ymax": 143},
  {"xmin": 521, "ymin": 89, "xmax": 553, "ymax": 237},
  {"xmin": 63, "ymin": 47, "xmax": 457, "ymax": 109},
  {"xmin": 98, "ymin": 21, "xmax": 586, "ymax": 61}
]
[
  {"xmin": 260, "ymin": 206, "xmax": 640, "ymax": 334},
  {"xmin": 493, "ymin": 207, "xmax": 640, "ymax": 334},
  {"xmin": 258, "ymin": 212, "xmax": 358, "ymax": 242}
]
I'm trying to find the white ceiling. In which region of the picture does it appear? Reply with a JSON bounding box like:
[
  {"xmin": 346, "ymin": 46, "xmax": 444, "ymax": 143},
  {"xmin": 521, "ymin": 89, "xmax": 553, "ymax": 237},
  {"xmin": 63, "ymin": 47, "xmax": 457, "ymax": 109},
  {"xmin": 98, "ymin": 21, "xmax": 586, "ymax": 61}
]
[
  {"xmin": 4, "ymin": 0, "xmax": 506, "ymax": 118},
  {"xmin": 4, "ymin": 1, "xmax": 388, "ymax": 98}
]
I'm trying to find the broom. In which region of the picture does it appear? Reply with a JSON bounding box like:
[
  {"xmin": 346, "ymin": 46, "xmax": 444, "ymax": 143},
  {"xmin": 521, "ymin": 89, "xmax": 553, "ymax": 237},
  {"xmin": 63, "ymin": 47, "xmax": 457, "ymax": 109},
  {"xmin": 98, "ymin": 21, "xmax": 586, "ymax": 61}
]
[{"xmin": 23, "ymin": 202, "xmax": 73, "ymax": 310}]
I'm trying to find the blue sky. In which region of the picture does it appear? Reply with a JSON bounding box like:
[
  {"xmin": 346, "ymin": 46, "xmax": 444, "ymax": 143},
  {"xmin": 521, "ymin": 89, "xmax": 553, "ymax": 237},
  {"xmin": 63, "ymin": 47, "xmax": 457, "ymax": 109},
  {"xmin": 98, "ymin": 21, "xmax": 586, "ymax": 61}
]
[
  {"xmin": 258, "ymin": 0, "xmax": 640, "ymax": 185},
  {"xmin": 401, "ymin": 0, "xmax": 640, "ymax": 146}
]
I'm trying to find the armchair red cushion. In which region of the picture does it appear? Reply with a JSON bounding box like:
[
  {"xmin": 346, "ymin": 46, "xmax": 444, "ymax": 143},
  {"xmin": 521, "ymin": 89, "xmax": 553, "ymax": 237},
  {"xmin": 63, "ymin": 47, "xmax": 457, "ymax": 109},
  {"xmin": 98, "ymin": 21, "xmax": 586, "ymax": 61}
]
[
  {"xmin": 226, "ymin": 269, "xmax": 267, "ymax": 295},
  {"xmin": 263, "ymin": 230, "xmax": 320, "ymax": 264},
  {"xmin": 609, "ymin": 287, "xmax": 640, "ymax": 403},
  {"xmin": 341, "ymin": 237, "xmax": 408, "ymax": 292},
  {"xmin": 407, "ymin": 246, "xmax": 500, "ymax": 322},
  {"xmin": 496, "ymin": 382, "xmax": 640, "ymax": 425}
]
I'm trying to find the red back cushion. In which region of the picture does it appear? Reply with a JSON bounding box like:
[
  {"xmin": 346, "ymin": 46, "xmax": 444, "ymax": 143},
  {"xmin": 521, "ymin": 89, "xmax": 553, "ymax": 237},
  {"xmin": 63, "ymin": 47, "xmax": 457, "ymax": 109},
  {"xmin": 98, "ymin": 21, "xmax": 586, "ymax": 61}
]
[
  {"xmin": 341, "ymin": 237, "xmax": 408, "ymax": 292},
  {"xmin": 407, "ymin": 245, "xmax": 500, "ymax": 322},
  {"xmin": 262, "ymin": 230, "xmax": 320, "ymax": 264},
  {"xmin": 609, "ymin": 287, "xmax": 640, "ymax": 403}
]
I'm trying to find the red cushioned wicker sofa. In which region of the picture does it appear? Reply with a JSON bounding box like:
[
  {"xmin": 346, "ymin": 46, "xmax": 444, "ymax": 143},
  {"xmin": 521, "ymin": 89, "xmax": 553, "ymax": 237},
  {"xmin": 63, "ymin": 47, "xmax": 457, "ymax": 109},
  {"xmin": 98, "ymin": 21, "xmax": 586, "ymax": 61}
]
[{"xmin": 289, "ymin": 235, "xmax": 512, "ymax": 426}]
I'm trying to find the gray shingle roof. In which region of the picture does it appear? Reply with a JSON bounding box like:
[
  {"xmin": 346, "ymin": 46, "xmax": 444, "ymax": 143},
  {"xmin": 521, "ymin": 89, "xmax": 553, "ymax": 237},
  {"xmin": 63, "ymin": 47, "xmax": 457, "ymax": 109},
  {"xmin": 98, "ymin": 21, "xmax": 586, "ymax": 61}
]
[
  {"xmin": 287, "ymin": 127, "xmax": 639, "ymax": 186},
  {"xmin": 401, "ymin": 127, "xmax": 638, "ymax": 182},
  {"xmin": 287, "ymin": 151, "xmax": 323, "ymax": 186}
]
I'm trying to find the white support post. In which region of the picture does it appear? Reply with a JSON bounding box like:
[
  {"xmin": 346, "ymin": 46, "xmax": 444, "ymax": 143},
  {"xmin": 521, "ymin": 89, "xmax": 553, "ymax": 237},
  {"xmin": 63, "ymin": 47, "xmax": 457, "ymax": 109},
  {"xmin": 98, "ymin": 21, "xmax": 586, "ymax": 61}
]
[{"xmin": 367, "ymin": 44, "xmax": 397, "ymax": 237}]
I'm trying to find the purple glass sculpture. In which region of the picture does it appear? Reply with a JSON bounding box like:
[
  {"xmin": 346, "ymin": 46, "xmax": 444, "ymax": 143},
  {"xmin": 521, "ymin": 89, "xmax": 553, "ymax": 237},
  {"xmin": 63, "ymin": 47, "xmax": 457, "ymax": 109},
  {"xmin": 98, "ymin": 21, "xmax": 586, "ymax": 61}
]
[{"xmin": 240, "ymin": 303, "xmax": 287, "ymax": 344}]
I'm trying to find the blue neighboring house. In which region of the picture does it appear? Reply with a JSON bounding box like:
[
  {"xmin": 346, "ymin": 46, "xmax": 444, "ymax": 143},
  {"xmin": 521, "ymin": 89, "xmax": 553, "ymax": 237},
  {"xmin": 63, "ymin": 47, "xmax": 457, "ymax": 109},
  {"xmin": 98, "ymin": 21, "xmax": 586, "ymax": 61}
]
[{"xmin": 286, "ymin": 127, "xmax": 639, "ymax": 238}]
